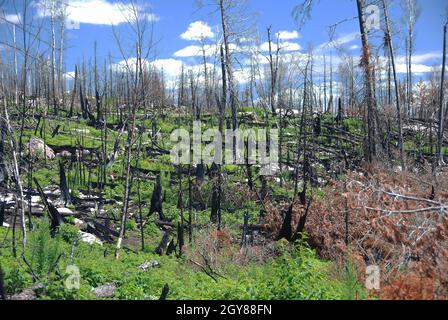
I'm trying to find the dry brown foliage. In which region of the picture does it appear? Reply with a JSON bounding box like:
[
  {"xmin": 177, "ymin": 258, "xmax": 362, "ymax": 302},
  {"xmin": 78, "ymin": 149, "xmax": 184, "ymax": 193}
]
[
  {"xmin": 296, "ymin": 163, "xmax": 448, "ymax": 300},
  {"xmin": 262, "ymin": 198, "xmax": 310, "ymax": 240},
  {"xmin": 185, "ymin": 227, "xmax": 276, "ymax": 279}
]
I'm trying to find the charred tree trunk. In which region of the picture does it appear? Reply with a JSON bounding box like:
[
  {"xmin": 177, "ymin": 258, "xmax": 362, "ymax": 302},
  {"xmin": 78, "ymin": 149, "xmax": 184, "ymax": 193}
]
[
  {"xmin": 150, "ymin": 175, "xmax": 165, "ymax": 221},
  {"xmin": 382, "ymin": 0, "xmax": 405, "ymax": 170},
  {"xmin": 177, "ymin": 222, "xmax": 184, "ymax": 256},
  {"xmin": 210, "ymin": 163, "xmax": 221, "ymax": 226},
  {"xmin": 437, "ymin": 23, "xmax": 447, "ymax": 166},
  {"xmin": 155, "ymin": 230, "xmax": 171, "ymax": 255},
  {"xmin": 59, "ymin": 161, "xmax": 71, "ymax": 205},
  {"xmin": 240, "ymin": 211, "xmax": 249, "ymax": 248},
  {"xmin": 277, "ymin": 202, "xmax": 293, "ymax": 241},
  {"xmin": 69, "ymin": 66, "xmax": 78, "ymax": 118},
  {"xmin": 356, "ymin": 0, "xmax": 377, "ymax": 162},
  {"xmin": 0, "ymin": 265, "xmax": 5, "ymax": 300}
]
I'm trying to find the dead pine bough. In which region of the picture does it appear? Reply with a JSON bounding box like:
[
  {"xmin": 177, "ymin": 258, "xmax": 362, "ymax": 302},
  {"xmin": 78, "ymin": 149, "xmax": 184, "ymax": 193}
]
[{"xmin": 304, "ymin": 164, "xmax": 448, "ymax": 300}]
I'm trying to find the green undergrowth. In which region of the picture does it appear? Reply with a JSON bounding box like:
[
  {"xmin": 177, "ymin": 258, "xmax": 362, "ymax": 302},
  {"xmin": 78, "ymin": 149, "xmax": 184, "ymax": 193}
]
[{"xmin": 0, "ymin": 222, "xmax": 365, "ymax": 300}]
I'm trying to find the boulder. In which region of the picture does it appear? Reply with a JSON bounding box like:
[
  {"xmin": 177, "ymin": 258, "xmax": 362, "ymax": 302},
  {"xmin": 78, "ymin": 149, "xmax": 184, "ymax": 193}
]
[
  {"xmin": 79, "ymin": 231, "xmax": 103, "ymax": 245},
  {"xmin": 76, "ymin": 149, "xmax": 91, "ymax": 157},
  {"xmin": 26, "ymin": 138, "xmax": 55, "ymax": 160},
  {"xmin": 56, "ymin": 150, "xmax": 73, "ymax": 159},
  {"xmin": 93, "ymin": 283, "xmax": 116, "ymax": 299},
  {"xmin": 9, "ymin": 289, "xmax": 36, "ymax": 300},
  {"xmin": 74, "ymin": 218, "xmax": 85, "ymax": 229},
  {"xmin": 30, "ymin": 195, "xmax": 41, "ymax": 204},
  {"xmin": 139, "ymin": 260, "xmax": 160, "ymax": 271}
]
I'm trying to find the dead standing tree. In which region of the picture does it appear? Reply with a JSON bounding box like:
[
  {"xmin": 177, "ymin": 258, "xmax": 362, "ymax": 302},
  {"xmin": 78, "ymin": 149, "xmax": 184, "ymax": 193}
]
[
  {"xmin": 114, "ymin": 1, "xmax": 156, "ymax": 259},
  {"xmin": 1, "ymin": 94, "xmax": 27, "ymax": 249},
  {"xmin": 356, "ymin": 0, "xmax": 378, "ymax": 163},
  {"xmin": 437, "ymin": 21, "xmax": 447, "ymax": 167},
  {"xmin": 401, "ymin": 0, "xmax": 421, "ymax": 118},
  {"xmin": 210, "ymin": 45, "xmax": 227, "ymax": 226},
  {"xmin": 382, "ymin": 0, "xmax": 405, "ymax": 170},
  {"xmin": 267, "ymin": 26, "xmax": 280, "ymax": 116},
  {"xmin": 219, "ymin": 0, "xmax": 238, "ymax": 136},
  {"xmin": 293, "ymin": 0, "xmax": 381, "ymax": 164}
]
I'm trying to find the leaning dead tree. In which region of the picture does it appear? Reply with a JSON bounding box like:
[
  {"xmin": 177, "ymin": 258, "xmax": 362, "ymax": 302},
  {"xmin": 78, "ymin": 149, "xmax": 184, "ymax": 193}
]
[
  {"xmin": 2, "ymin": 94, "xmax": 27, "ymax": 249},
  {"xmin": 382, "ymin": 0, "xmax": 405, "ymax": 170},
  {"xmin": 437, "ymin": 21, "xmax": 447, "ymax": 167}
]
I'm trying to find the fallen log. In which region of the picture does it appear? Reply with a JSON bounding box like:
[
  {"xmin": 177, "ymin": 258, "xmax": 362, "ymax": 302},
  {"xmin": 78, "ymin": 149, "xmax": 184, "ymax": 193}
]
[{"xmin": 154, "ymin": 219, "xmax": 175, "ymax": 229}]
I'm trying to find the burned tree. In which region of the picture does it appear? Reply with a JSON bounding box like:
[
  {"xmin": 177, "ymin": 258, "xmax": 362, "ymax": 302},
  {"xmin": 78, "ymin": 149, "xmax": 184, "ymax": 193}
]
[{"xmin": 150, "ymin": 175, "xmax": 166, "ymax": 221}]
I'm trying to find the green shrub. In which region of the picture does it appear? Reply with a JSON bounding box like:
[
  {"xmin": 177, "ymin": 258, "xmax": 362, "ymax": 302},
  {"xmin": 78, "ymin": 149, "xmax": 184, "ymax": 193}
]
[
  {"xmin": 125, "ymin": 219, "xmax": 137, "ymax": 232},
  {"xmin": 340, "ymin": 257, "xmax": 366, "ymax": 300},
  {"xmin": 59, "ymin": 224, "xmax": 81, "ymax": 244},
  {"xmin": 25, "ymin": 220, "xmax": 62, "ymax": 278}
]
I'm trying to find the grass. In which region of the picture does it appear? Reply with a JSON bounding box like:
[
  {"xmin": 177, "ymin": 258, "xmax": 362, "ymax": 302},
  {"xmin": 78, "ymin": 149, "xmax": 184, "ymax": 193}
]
[
  {"xmin": 0, "ymin": 223, "xmax": 364, "ymax": 300},
  {"xmin": 2, "ymin": 111, "xmax": 419, "ymax": 301}
]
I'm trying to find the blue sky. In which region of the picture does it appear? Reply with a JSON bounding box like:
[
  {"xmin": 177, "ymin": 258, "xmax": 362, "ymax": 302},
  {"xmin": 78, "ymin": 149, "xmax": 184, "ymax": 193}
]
[{"xmin": 0, "ymin": 0, "xmax": 447, "ymax": 83}]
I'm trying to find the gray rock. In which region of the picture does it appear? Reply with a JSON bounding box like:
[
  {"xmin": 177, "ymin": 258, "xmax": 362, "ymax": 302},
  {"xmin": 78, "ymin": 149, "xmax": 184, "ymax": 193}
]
[
  {"xmin": 139, "ymin": 260, "xmax": 160, "ymax": 271},
  {"xmin": 93, "ymin": 283, "xmax": 116, "ymax": 298},
  {"xmin": 79, "ymin": 231, "xmax": 103, "ymax": 245},
  {"xmin": 10, "ymin": 289, "xmax": 37, "ymax": 300},
  {"xmin": 57, "ymin": 150, "xmax": 73, "ymax": 158},
  {"xmin": 26, "ymin": 138, "xmax": 55, "ymax": 160}
]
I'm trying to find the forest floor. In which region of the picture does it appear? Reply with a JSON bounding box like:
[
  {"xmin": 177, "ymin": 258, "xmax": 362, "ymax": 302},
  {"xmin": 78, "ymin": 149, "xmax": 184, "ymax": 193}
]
[{"xmin": 0, "ymin": 106, "xmax": 447, "ymax": 300}]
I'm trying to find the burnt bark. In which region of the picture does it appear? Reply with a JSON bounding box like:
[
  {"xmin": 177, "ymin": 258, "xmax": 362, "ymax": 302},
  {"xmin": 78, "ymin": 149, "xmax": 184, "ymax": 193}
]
[
  {"xmin": 155, "ymin": 230, "xmax": 171, "ymax": 255},
  {"xmin": 150, "ymin": 175, "xmax": 165, "ymax": 220},
  {"xmin": 59, "ymin": 161, "xmax": 71, "ymax": 205}
]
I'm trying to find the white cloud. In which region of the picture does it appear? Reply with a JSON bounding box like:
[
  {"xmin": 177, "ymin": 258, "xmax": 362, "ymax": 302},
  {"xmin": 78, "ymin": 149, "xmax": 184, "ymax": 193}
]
[
  {"xmin": 174, "ymin": 45, "xmax": 216, "ymax": 58},
  {"xmin": 234, "ymin": 67, "xmax": 254, "ymax": 84},
  {"xmin": 152, "ymin": 59, "xmax": 185, "ymax": 78},
  {"xmin": 260, "ymin": 41, "xmax": 301, "ymax": 52},
  {"xmin": 173, "ymin": 43, "xmax": 239, "ymax": 58},
  {"xmin": 396, "ymin": 63, "xmax": 433, "ymax": 74},
  {"xmin": 349, "ymin": 45, "xmax": 359, "ymax": 50},
  {"xmin": 318, "ymin": 31, "xmax": 359, "ymax": 50},
  {"xmin": 110, "ymin": 58, "xmax": 217, "ymax": 88},
  {"xmin": 180, "ymin": 21, "xmax": 214, "ymax": 41},
  {"xmin": 276, "ymin": 30, "xmax": 299, "ymax": 40},
  {"xmin": 396, "ymin": 52, "xmax": 442, "ymax": 65},
  {"xmin": 154, "ymin": 59, "xmax": 216, "ymax": 87},
  {"xmin": 0, "ymin": 13, "xmax": 21, "ymax": 24},
  {"xmin": 378, "ymin": 52, "xmax": 441, "ymax": 75},
  {"xmin": 35, "ymin": 0, "xmax": 158, "ymax": 26}
]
